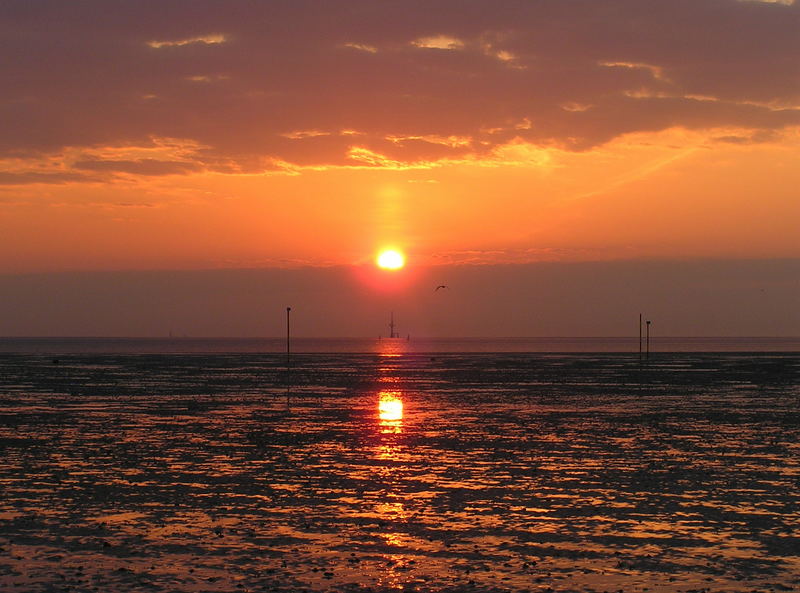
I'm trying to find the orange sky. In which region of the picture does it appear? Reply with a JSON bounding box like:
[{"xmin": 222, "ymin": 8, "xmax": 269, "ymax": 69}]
[
  {"xmin": 1, "ymin": 0, "xmax": 798, "ymax": 274},
  {"xmin": 2, "ymin": 127, "xmax": 798, "ymax": 272}
]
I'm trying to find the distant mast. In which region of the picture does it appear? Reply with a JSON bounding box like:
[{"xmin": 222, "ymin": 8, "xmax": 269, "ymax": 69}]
[{"xmin": 389, "ymin": 312, "xmax": 399, "ymax": 338}]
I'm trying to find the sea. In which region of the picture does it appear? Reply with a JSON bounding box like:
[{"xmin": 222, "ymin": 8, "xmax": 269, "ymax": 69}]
[
  {"xmin": 0, "ymin": 335, "xmax": 799, "ymax": 354},
  {"xmin": 1, "ymin": 337, "xmax": 798, "ymax": 593}
]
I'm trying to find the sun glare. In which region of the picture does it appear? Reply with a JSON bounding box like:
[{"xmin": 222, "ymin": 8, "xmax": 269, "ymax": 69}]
[
  {"xmin": 376, "ymin": 249, "xmax": 405, "ymax": 270},
  {"xmin": 378, "ymin": 391, "xmax": 404, "ymax": 422}
]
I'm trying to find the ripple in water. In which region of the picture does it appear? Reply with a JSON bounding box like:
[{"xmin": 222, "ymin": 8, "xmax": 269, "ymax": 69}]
[{"xmin": 0, "ymin": 347, "xmax": 798, "ymax": 592}]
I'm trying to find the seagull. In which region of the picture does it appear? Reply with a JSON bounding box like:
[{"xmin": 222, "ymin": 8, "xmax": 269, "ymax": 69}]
[{"xmin": 435, "ymin": 285, "xmax": 449, "ymax": 291}]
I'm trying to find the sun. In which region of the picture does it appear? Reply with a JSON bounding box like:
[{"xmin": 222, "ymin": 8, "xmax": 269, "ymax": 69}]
[{"xmin": 376, "ymin": 249, "xmax": 405, "ymax": 270}]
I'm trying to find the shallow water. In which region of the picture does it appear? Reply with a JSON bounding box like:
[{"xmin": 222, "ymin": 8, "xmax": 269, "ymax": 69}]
[
  {"xmin": 1, "ymin": 348, "xmax": 799, "ymax": 593},
  {"xmin": 2, "ymin": 336, "xmax": 799, "ymax": 354}
]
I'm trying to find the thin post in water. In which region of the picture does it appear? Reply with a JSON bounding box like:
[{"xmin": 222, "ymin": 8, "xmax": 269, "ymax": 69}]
[
  {"xmin": 286, "ymin": 307, "xmax": 292, "ymax": 394},
  {"xmin": 639, "ymin": 313, "xmax": 642, "ymax": 362},
  {"xmin": 646, "ymin": 319, "xmax": 651, "ymax": 361}
]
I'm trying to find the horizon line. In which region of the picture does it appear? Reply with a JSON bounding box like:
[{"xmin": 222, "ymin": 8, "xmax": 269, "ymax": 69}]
[{"xmin": 2, "ymin": 335, "xmax": 799, "ymax": 341}]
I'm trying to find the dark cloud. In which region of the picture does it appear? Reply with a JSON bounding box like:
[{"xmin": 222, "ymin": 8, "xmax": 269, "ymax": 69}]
[
  {"xmin": 713, "ymin": 129, "xmax": 781, "ymax": 144},
  {"xmin": 73, "ymin": 158, "xmax": 201, "ymax": 176},
  {"xmin": 0, "ymin": 170, "xmax": 95, "ymax": 185},
  {"xmin": 1, "ymin": 0, "xmax": 798, "ymax": 173}
]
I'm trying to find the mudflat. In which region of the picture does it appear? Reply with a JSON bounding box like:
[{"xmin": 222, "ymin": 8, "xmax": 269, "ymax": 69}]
[{"xmin": 1, "ymin": 351, "xmax": 798, "ymax": 592}]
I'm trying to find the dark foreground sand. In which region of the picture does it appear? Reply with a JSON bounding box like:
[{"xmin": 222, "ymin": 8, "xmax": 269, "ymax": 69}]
[{"xmin": 1, "ymin": 352, "xmax": 798, "ymax": 592}]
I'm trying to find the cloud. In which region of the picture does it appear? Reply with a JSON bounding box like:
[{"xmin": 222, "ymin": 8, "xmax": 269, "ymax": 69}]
[
  {"xmin": 411, "ymin": 35, "xmax": 465, "ymax": 50},
  {"xmin": 712, "ymin": 129, "xmax": 780, "ymax": 144},
  {"xmin": 1, "ymin": 0, "xmax": 798, "ymax": 178},
  {"xmin": 147, "ymin": 34, "xmax": 227, "ymax": 49},
  {"xmin": 0, "ymin": 171, "xmax": 95, "ymax": 186},
  {"xmin": 72, "ymin": 158, "xmax": 202, "ymax": 176}
]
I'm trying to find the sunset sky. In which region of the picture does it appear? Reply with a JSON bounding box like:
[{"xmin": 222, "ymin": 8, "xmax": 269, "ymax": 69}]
[{"xmin": 1, "ymin": 0, "xmax": 798, "ymax": 337}]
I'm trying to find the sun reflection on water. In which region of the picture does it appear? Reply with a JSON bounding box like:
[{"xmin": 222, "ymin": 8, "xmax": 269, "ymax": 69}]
[
  {"xmin": 373, "ymin": 389, "xmax": 411, "ymax": 589},
  {"xmin": 378, "ymin": 391, "xmax": 404, "ymax": 435},
  {"xmin": 378, "ymin": 391, "xmax": 403, "ymax": 422},
  {"xmin": 375, "ymin": 500, "xmax": 410, "ymax": 588}
]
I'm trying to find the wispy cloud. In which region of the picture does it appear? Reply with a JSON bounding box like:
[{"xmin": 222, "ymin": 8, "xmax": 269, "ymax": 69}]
[
  {"xmin": 147, "ymin": 34, "xmax": 227, "ymax": 49},
  {"xmin": 341, "ymin": 42, "xmax": 378, "ymax": 53},
  {"xmin": 411, "ymin": 35, "xmax": 465, "ymax": 50}
]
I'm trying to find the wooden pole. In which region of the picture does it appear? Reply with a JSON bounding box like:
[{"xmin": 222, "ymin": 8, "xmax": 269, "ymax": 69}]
[
  {"xmin": 286, "ymin": 307, "xmax": 291, "ymax": 394},
  {"xmin": 639, "ymin": 313, "xmax": 642, "ymax": 362}
]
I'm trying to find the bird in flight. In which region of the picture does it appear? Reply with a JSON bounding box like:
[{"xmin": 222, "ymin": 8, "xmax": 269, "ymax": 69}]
[{"xmin": 435, "ymin": 285, "xmax": 449, "ymax": 291}]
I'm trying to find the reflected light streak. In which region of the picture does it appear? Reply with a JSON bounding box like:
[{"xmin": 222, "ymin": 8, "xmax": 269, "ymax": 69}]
[
  {"xmin": 376, "ymin": 443, "xmax": 402, "ymax": 460},
  {"xmin": 378, "ymin": 391, "xmax": 404, "ymax": 422},
  {"xmin": 374, "ymin": 501, "xmax": 409, "ymax": 589}
]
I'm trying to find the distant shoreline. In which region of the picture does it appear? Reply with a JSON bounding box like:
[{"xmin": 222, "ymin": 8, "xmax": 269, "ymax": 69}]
[{"xmin": 1, "ymin": 336, "xmax": 798, "ymax": 354}]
